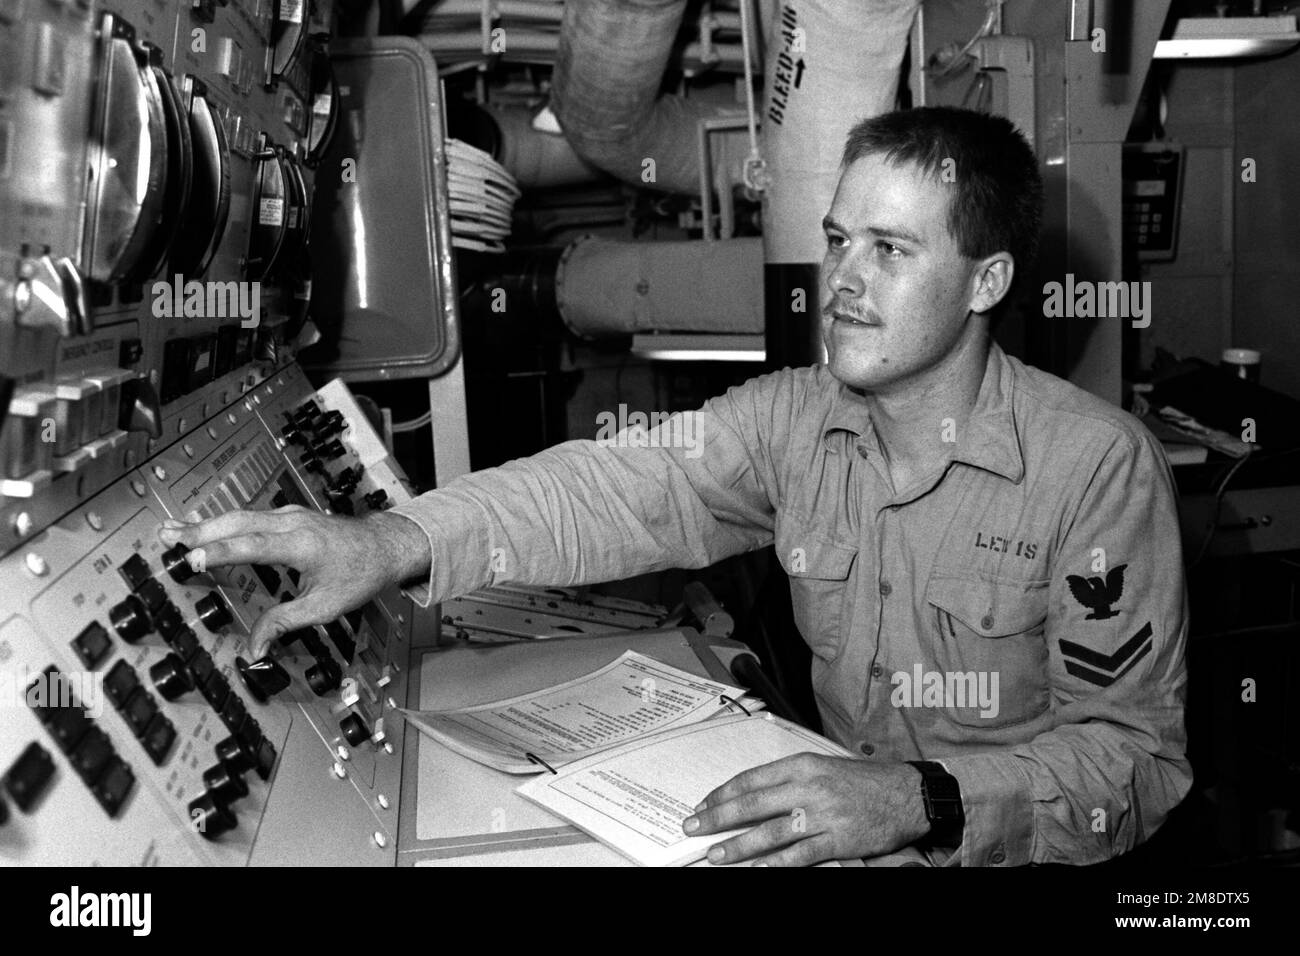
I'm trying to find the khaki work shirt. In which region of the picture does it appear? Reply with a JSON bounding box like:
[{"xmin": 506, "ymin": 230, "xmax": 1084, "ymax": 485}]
[{"xmin": 392, "ymin": 340, "xmax": 1192, "ymax": 866}]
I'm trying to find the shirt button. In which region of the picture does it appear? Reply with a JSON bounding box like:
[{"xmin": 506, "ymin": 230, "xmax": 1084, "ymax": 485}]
[
  {"xmin": 981, "ymin": 614, "xmax": 995, "ymax": 630},
  {"xmin": 990, "ymin": 848, "xmax": 1006, "ymax": 864},
  {"xmin": 870, "ymin": 664, "xmax": 883, "ymax": 678},
  {"xmin": 879, "ymin": 580, "xmax": 892, "ymax": 597},
  {"xmin": 859, "ymin": 742, "xmax": 874, "ymax": 756}
]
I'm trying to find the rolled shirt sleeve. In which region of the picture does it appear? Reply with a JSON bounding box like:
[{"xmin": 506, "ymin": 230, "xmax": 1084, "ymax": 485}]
[{"xmin": 939, "ymin": 425, "xmax": 1193, "ymax": 866}]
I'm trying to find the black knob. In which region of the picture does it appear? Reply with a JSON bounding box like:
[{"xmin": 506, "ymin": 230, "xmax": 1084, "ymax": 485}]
[
  {"xmin": 280, "ymin": 423, "xmax": 305, "ymax": 444},
  {"xmin": 299, "ymin": 451, "xmax": 323, "ymax": 473},
  {"xmin": 315, "ymin": 411, "xmax": 345, "ymax": 439},
  {"xmin": 305, "ymin": 657, "xmax": 342, "ymax": 696},
  {"xmin": 195, "ymin": 591, "xmax": 233, "ymax": 633},
  {"xmin": 364, "ymin": 489, "xmax": 388, "ymax": 510},
  {"xmin": 109, "ymin": 594, "xmax": 152, "ymax": 643},
  {"xmin": 149, "ymin": 653, "xmax": 194, "ymax": 701},
  {"xmin": 339, "ymin": 713, "xmax": 371, "ymax": 747},
  {"xmin": 313, "ymin": 439, "xmax": 345, "ymax": 461},
  {"xmin": 215, "ymin": 735, "xmax": 255, "ymax": 774},
  {"xmin": 161, "ymin": 542, "xmax": 197, "ymax": 583},
  {"xmin": 202, "ymin": 760, "xmax": 249, "ymax": 803},
  {"xmin": 235, "ymin": 655, "xmax": 291, "ymax": 703},
  {"xmin": 327, "ymin": 466, "xmax": 359, "ymax": 494},
  {"xmin": 290, "ymin": 400, "xmax": 319, "ymax": 424},
  {"xmin": 328, "ymin": 493, "xmax": 354, "ymax": 516},
  {"xmin": 187, "ymin": 792, "xmax": 237, "ymax": 840}
]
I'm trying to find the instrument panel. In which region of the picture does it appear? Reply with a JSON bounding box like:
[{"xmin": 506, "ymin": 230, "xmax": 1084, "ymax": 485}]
[{"xmin": 0, "ymin": 0, "xmax": 422, "ymax": 865}]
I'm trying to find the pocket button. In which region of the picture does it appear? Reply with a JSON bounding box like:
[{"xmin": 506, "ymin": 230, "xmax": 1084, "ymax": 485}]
[
  {"xmin": 879, "ymin": 580, "xmax": 892, "ymax": 597},
  {"xmin": 981, "ymin": 613, "xmax": 995, "ymax": 630}
]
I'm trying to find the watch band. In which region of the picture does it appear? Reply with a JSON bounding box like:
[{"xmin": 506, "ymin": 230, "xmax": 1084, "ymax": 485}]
[{"xmin": 907, "ymin": 760, "xmax": 965, "ymax": 846}]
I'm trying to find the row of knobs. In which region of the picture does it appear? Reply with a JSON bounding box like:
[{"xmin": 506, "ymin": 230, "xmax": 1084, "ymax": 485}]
[
  {"xmin": 107, "ymin": 545, "xmax": 231, "ymax": 645},
  {"xmin": 187, "ymin": 733, "xmax": 269, "ymax": 839}
]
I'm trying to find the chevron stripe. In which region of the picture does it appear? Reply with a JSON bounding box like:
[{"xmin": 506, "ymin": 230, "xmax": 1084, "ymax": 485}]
[
  {"xmin": 1064, "ymin": 638, "xmax": 1153, "ymax": 687},
  {"xmin": 1060, "ymin": 621, "xmax": 1154, "ymax": 670}
]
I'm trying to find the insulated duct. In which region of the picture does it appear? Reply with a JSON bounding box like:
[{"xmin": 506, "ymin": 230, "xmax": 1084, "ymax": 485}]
[
  {"xmin": 484, "ymin": 103, "xmax": 603, "ymax": 190},
  {"xmin": 549, "ymin": 0, "xmax": 745, "ymax": 195},
  {"xmin": 556, "ymin": 235, "xmax": 764, "ymax": 337},
  {"xmin": 760, "ymin": 0, "xmax": 919, "ymax": 367}
]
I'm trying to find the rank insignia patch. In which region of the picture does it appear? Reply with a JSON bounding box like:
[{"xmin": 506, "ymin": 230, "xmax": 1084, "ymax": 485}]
[{"xmin": 1059, "ymin": 622, "xmax": 1153, "ymax": 687}]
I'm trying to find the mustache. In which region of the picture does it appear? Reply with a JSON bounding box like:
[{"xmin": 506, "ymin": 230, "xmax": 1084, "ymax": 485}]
[{"xmin": 822, "ymin": 301, "xmax": 879, "ymax": 323}]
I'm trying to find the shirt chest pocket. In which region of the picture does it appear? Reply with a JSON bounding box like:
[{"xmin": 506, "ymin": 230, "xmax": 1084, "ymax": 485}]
[
  {"xmin": 924, "ymin": 574, "xmax": 1051, "ymax": 729},
  {"xmin": 775, "ymin": 518, "xmax": 858, "ymax": 664}
]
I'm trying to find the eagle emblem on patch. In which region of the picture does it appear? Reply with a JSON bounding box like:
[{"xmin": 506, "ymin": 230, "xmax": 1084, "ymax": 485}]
[{"xmin": 1066, "ymin": 564, "xmax": 1127, "ymax": 620}]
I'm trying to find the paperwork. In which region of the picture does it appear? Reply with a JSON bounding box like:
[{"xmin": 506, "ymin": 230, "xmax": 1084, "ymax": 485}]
[{"xmin": 403, "ymin": 650, "xmax": 759, "ymax": 774}]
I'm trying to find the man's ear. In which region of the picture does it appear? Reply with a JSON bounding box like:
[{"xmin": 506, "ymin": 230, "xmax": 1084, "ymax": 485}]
[{"xmin": 968, "ymin": 253, "xmax": 1015, "ymax": 315}]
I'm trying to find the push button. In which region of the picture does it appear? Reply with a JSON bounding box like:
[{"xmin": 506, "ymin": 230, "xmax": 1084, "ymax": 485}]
[
  {"xmin": 141, "ymin": 714, "xmax": 176, "ymax": 765},
  {"xmin": 121, "ymin": 689, "xmax": 159, "ymax": 736},
  {"xmin": 188, "ymin": 649, "xmax": 216, "ymax": 685},
  {"xmin": 136, "ymin": 578, "xmax": 168, "ymax": 614},
  {"xmin": 46, "ymin": 703, "xmax": 91, "ymax": 754},
  {"xmin": 219, "ymin": 693, "xmax": 247, "ymax": 732},
  {"xmin": 91, "ymin": 756, "xmax": 134, "ymax": 817},
  {"xmin": 170, "ymin": 627, "xmax": 200, "ymax": 662},
  {"xmin": 69, "ymin": 726, "xmax": 114, "ymax": 783},
  {"xmin": 200, "ymin": 670, "xmax": 231, "ymax": 711},
  {"xmin": 104, "ymin": 659, "xmax": 141, "ymax": 708},
  {"xmin": 859, "ymin": 742, "xmax": 875, "ymax": 756},
  {"xmin": 118, "ymin": 553, "xmax": 153, "ymax": 591},
  {"xmin": 4, "ymin": 741, "xmax": 55, "ymax": 811},
  {"xmin": 70, "ymin": 620, "xmax": 113, "ymax": 669},
  {"xmin": 152, "ymin": 602, "xmax": 185, "ymax": 641}
]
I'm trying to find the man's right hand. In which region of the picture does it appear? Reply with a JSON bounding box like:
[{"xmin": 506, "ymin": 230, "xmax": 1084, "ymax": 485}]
[{"xmin": 157, "ymin": 505, "xmax": 431, "ymax": 659}]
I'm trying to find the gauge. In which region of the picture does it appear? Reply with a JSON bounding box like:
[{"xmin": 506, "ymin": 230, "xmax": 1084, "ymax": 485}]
[
  {"xmin": 81, "ymin": 13, "xmax": 169, "ymax": 284},
  {"xmin": 170, "ymin": 77, "xmax": 232, "ymax": 278}
]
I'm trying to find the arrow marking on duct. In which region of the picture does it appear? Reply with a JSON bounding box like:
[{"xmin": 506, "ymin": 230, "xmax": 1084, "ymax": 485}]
[{"xmin": 794, "ymin": 59, "xmax": 805, "ymax": 89}]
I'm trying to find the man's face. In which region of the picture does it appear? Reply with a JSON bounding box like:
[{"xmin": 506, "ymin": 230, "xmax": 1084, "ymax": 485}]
[{"xmin": 819, "ymin": 153, "xmax": 982, "ymax": 392}]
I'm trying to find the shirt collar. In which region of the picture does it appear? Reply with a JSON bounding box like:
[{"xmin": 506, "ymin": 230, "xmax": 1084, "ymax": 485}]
[{"xmin": 821, "ymin": 339, "xmax": 1025, "ymax": 484}]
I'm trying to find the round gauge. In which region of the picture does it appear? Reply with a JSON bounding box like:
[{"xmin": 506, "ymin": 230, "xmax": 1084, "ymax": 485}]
[
  {"xmin": 305, "ymin": 48, "xmax": 339, "ymax": 166},
  {"xmin": 130, "ymin": 64, "xmax": 193, "ymax": 283},
  {"xmin": 245, "ymin": 146, "xmax": 289, "ymax": 281},
  {"xmin": 81, "ymin": 14, "xmax": 170, "ymax": 284},
  {"xmin": 271, "ymin": 0, "xmax": 309, "ymax": 82},
  {"xmin": 170, "ymin": 77, "xmax": 232, "ymax": 278}
]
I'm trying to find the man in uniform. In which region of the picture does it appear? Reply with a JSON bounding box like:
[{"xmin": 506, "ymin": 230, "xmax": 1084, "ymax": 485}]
[{"xmin": 161, "ymin": 107, "xmax": 1190, "ymax": 866}]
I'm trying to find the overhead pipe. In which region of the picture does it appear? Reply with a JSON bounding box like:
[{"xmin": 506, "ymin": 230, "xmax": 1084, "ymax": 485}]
[{"xmin": 548, "ymin": 0, "xmax": 747, "ymax": 195}]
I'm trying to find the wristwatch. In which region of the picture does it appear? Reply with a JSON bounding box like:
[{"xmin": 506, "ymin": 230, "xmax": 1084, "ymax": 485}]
[{"xmin": 906, "ymin": 760, "xmax": 965, "ymax": 846}]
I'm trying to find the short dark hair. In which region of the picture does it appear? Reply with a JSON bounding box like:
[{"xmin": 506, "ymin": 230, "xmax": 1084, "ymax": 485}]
[{"xmin": 841, "ymin": 107, "xmax": 1043, "ymax": 298}]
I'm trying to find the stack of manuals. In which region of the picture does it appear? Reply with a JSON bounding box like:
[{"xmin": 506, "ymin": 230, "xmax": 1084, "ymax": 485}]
[{"xmin": 404, "ymin": 650, "xmax": 854, "ymax": 865}]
